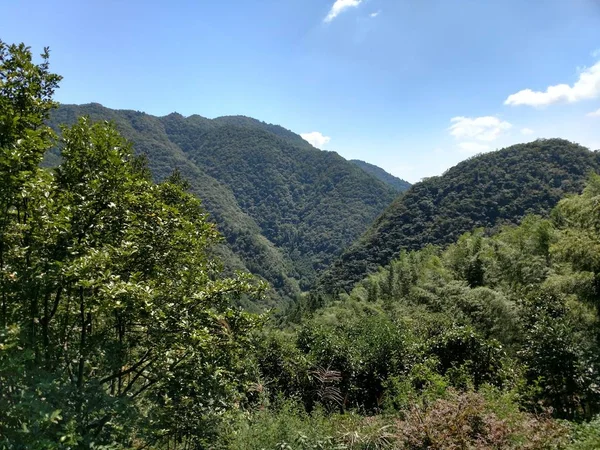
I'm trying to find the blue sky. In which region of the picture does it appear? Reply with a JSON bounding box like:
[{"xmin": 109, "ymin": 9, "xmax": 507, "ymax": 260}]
[{"xmin": 3, "ymin": 0, "xmax": 600, "ymax": 182}]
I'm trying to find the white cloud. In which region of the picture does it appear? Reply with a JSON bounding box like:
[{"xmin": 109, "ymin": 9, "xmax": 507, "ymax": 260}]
[
  {"xmin": 587, "ymin": 108, "xmax": 600, "ymax": 117},
  {"xmin": 370, "ymin": 11, "xmax": 381, "ymax": 18},
  {"xmin": 301, "ymin": 131, "xmax": 331, "ymax": 148},
  {"xmin": 505, "ymin": 61, "xmax": 600, "ymax": 107},
  {"xmin": 324, "ymin": 0, "xmax": 362, "ymax": 23},
  {"xmin": 521, "ymin": 127, "xmax": 535, "ymax": 135},
  {"xmin": 458, "ymin": 142, "xmax": 491, "ymax": 154},
  {"xmin": 449, "ymin": 116, "xmax": 512, "ymax": 142}
]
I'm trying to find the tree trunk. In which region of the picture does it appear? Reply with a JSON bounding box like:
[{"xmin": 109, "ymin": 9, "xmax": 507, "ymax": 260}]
[{"xmin": 78, "ymin": 286, "xmax": 86, "ymax": 389}]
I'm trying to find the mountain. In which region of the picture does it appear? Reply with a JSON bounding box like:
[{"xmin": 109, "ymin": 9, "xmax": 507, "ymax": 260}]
[
  {"xmin": 319, "ymin": 139, "xmax": 600, "ymax": 294},
  {"xmin": 350, "ymin": 159, "xmax": 411, "ymax": 192},
  {"xmin": 48, "ymin": 104, "xmax": 398, "ymax": 302}
]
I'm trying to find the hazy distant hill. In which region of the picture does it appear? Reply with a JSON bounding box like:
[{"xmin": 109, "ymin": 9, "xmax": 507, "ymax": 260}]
[
  {"xmin": 350, "ymin": 160, "xmax": 411, "ymax": 192},
  {"xmin": 48, "ymin": 104, "xmax": 398, "ymax": 303},
  {"xmin": 320, "ymin": 139, "xmax": 600, "ymax": 294}
]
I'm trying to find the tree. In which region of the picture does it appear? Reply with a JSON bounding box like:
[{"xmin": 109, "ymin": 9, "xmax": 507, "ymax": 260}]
[
  {"xmin": 0, "ymin": 41, "xmax": 61, "ymax": 329},
  {"xmin": 519, "ymin": 292, "xmax": 600, "ymax": 419},
  {"xmin": 552, "ymin": 174, "xmax": 600, "ymax": 310},
  {"xmin": 0, "ymin": 42, "xmax": 265, "ymax": 448}
]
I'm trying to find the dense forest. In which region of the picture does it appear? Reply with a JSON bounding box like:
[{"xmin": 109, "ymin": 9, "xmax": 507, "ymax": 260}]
[
  {"xmin": 350, "ymin": 160, "xmax": 411, "ymax": 192},
  {"xmin": 48, "ymin": 104, "xmax": 399, "ymax": 304},
  {"xmin": 320, "ymin": 140, "xmax": 600, "ymax": 294},
  {"xmin": 4, "ymin": 41, "xmax": 600, "ymax": 449}
]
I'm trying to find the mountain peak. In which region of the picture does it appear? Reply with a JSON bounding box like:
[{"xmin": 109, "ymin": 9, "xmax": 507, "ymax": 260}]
[
  {"xmin": 320, "ymin": 139, "xmax": 600, "ymax": 294},
  {"xmin": 48, "ymin": 103, "xmax": 398, "ymax": 302}
]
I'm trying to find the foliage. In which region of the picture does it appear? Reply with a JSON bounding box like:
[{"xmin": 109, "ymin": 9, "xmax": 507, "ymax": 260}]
[
  {"xmin": 223, "ymin": 391, "xmax": 569, "ymax": 449},
  {"xmin": 222, "ymin": 401, "xmax": 343, "ymax": 450},
  {"xmin": 321, "ymin": 139, "xmax": 600, "ymax": 294},
  {"xmin": 5, "ymin": 39, "xmax": 600, "ymax": 449},
  {"xmin": 241, "ymin": 174, "xmax": 600, "ymax": 448},
  {"xmin": 0, "ymin": 43, "xmax": 265, "ymax": 448},
  {"xmin": 350, "ymin": 159, "xmax": 411, "ymax": 192},
  {"xmin": 395, "ymin": 390, "xmax": 568, "ymax": 449},
  {"xmin": 568, "ymin": 416, "xmax": 600, "ymax": 449},
  {"xmin": 47, "ymin": 104, "xmax": 399, "ymax": 302}
]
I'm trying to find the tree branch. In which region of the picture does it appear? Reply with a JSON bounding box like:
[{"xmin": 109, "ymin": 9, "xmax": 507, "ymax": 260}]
[{"xmin": 98, "ymin": 348, "xmax": 153, "ymax": 385}]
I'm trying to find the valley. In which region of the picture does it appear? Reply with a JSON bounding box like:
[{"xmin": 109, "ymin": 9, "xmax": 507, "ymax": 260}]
[
  {"xmin": 3, "ymin": 39, "xmax": 600, "ymax": 449},
  {"xmin": 47, "ymin": 104, "xmax": 406, "ymax": 304}
]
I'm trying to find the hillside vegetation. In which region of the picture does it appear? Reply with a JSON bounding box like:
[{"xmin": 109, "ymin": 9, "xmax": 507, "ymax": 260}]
[
  {"xmin": 320, "ymin": 139, "xmax": 600, "ymax": 293},
  {"xmin": 160, "ymin": 112, "xmax": 398, "ymax": 288},
  {"xmin": 5, "ymin": 40, "xmax": 600, "ymax": 449},
  {"xmin": 48, "ymin": 104, "xmax": 398, "ymax": 301},
  {"xmin": 350, "ymin": 159, "xmax": 411, "ymax": 192},
  {"xmin": 245, "ymin": 174, "xmax": 600, "ymax": 448}
]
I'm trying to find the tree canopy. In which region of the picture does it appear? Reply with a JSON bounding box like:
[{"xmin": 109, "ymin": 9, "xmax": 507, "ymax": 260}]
[
  {"xmin": 0, "ymin": 42, "xmax": 264, "ymax": 447},
  {"xmin": 320, "ymin": 139, "xmax": 600, "ymax": 294},
  {"xmin": 4, "ymin": 40, "xmax": 600, "ymax": 449},
  {"xmin": 47, "ymin": 104, "xmax": 399, "ymax": 303},
  {"xmin": 350, "ymin": 159, "xmax": 411, "ymax": 192}
]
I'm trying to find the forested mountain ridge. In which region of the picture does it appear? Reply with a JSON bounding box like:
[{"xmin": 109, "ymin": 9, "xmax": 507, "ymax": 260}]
[
  {"xmin": 160, "ymin": 112, "xmax": 399, "ymax": 288},
  {"xmin": 48, "ymin": 103, "xmax": 398, "ymax": 299},
  {"xmin": 48, "ymin": 104, "xmax": 298, "ymax": 305},
  {"xmin": 7, "ymin": 40, "xmax": 600, "ymax": 449},
  {"xmin": 320, "ymin": 139, "xmax": 600, "ymax": 294},
  {"xmin": 350, "ymin": 159, "xmax": 411, "ymax": 192}
]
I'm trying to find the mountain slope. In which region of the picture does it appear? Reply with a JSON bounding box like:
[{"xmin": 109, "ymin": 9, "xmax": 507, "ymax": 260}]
[
  {"xmin": 319, "ymin": 139, "xmax": 600, "ymax": 293},
  {"xmin": 48, "ymin": 104, "xmax": 398, "ymax": 299},
  {"xmin": 159, "ymin": 112, "xmax": 398, "ymax": 288},
  {"xmin": 49, "ymin": 104, "xmax": 300, "ymax": 305},
  {"xmin": 350, "ymin": 160, "xmax": 411, "ymax": 192}
]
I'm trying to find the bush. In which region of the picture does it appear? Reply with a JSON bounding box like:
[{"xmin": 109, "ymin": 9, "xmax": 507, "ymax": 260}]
[
  {"xmin": 222, "ymin": 401, "xmax": 341, "ymax": 450},
  {"xmin": 397, "ymin": 390, "xmax": 568, "ymax": 449},
  {"xmin": 567, "ymin": 416, "xmax": 600, "ymax": 449}
]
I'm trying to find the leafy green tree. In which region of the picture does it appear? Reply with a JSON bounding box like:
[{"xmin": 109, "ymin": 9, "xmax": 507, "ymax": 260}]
[
  {"xmin": 0, "ymin": 43, "xmax": 265, "ymax": 448},
  {"xmin": 519, "ymin": 292, "xmax": 600, "ymax": 419},
  {"xmin": 0, "ymin": 41, "xmax": 61, "ymax": 330},
  {"xmin": 444, "ymin": 230, "xmax": 486, "ymax": 288},
  {"xmin": 427, "ymin": 326, "xmax": 507, "ymax": 389},
  {"xmin": 48, "ymin": 102, "xmax": 399, "ymax": 300},
  {"xmin": 553, "ymin": 174, "xmax": 600, "ymax": 310}
]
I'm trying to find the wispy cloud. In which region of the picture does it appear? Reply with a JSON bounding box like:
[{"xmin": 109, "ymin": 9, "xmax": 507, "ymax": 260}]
[
  {"xmin": 588, "ymin": 108, "xmax": 600, "ymax": 117},
  {"xmin": 592, "ymin": 49, "xmax": 600, "ymax": 58},
  {"xmin": 505, "ymin": 61, "xmax": 600, "ymax": 107},
  {"xmin": 370, "ymin": 11, "xmax": 381, "ymax": 18},
  {"xmin": 449, "ymin": 116, "xmax": 512, "ymax": 142},
  {"xmin": 301, "ymin": 131, "xmax": 331, "ymax": 148},
  {"xmin": 521, "ymin": 127, "xmax": 535, "ymax": 135},
  {"xmin": 324, "ymin": 0, "xmax": 362, "ymax": 23},
  {"xmin": 458, "ymin": 142, "xmax": 491, "ymax": 153}
]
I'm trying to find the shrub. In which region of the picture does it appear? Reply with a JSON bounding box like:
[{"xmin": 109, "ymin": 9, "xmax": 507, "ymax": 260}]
[{"xmin": 397, "ymin": 390, "xmax": 568, "ymax": 449}]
